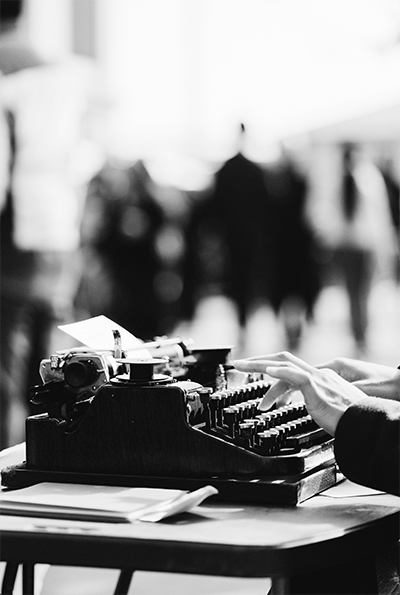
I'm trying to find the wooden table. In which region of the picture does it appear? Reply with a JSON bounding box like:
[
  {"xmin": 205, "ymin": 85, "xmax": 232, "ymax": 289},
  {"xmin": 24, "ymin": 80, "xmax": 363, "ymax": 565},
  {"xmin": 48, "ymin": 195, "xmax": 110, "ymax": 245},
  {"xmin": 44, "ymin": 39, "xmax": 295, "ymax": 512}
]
[{"xmin": 1, "ymin": 444, "xmax": 399, "ymax": 595}]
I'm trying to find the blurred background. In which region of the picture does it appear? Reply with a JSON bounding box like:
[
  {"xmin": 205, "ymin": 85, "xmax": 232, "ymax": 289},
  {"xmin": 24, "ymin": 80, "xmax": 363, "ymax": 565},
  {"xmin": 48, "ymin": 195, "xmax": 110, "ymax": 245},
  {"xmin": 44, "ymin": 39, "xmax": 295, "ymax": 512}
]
[
  {"xmin": 7, "ymin": 0, "xmax": 400, "ymax": 363},
  {"xmin": 0, "ymin": 0, "xmax": 400, "ymax": 593},
  {"xmin": 3, "ymin": 0, "xmax": 400, "ymax": 363}
]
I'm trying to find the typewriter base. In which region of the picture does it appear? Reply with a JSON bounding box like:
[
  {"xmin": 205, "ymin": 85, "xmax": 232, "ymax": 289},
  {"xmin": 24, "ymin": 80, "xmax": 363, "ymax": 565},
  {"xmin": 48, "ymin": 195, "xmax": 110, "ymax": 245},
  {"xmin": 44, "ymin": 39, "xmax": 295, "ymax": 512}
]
[{"xmin": 1, "ymin": 461, "xmax": 343, "ymax": 506}]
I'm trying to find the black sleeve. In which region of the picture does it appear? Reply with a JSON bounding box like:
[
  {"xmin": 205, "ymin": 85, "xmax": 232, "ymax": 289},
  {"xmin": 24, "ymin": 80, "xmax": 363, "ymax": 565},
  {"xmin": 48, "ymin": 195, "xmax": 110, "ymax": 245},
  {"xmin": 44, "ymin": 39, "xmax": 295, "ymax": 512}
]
[{"xmin": 334, "ymin": 396, "xmax": 400, "ymax": 496}]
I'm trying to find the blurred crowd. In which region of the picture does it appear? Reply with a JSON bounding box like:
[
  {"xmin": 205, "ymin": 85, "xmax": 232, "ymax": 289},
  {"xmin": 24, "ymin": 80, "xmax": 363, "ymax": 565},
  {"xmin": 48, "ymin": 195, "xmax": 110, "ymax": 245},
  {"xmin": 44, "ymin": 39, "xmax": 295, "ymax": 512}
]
[
  {"xmin": 76, "ymin": 127, "xmax": 399, "ymax": 358},
  {"xmin": 76, "ymin": 124, "xmax": 323, "ymax": 349},
  {"xmin": 1, "ymin": 0, "xmax": 399, "ymax": 450}
]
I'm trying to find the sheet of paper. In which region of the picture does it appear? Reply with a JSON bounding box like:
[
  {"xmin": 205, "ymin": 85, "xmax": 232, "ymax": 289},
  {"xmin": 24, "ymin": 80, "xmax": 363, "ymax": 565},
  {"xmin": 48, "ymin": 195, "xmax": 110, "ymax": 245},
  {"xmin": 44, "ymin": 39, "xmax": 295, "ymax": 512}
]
[
  {"xmin": 137, "ymin": 485, "xmax": 218, "ymax": 522},
  {"xmin": 58, "ymin": 315, "xmax": 151, "ymax": 356},
  {"xmin": 321, "ymin": 479, "xmax": 384, "ymax": 498},
  {"xmin": 0, "ymin": 482, "xmax": 182, "ymax": 512},
  {"xmin": 0, "ymin": 482, "xmax": 218, "ymax": 523},
  {"xmin": 0, "ymin": 482, "xmax": 184, "ymax": 521}
]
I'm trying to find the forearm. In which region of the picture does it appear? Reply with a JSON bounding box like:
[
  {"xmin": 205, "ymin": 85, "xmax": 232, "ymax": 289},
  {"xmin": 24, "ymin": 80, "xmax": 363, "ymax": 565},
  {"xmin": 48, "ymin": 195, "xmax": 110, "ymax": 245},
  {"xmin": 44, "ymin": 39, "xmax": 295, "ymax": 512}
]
[
  {"xmin": 353, "ymin": 368, "xmax": 400, "ymax": 401},
  {"xmin": 334, "ymin": 396, "xmax": 400, "ymax": 496},
  {"xmin": 318, "ymin": 358, "xmax": 400, "ymax": 401}
]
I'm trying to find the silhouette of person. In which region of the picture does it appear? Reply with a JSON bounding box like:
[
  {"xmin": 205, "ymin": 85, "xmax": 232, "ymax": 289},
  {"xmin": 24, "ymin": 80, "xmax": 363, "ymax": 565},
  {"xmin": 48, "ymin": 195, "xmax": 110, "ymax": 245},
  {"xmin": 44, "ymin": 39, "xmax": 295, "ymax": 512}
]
[
  {"xmin": 76, "ymin": 159, "xmax": 168, "ymax": 340},
  {"xmin": 307, "ymin": 142, "xmax": 398, "ymax": 355},
  {"xmin": 263, "ymin": 147, "xmax": 321, "ymax": 350},
  {"xmin": 377, "ymin": 154, "xmax": 400, "ymax": 282},
  {"xmin": 0, "ymin": 0, "xmax": 102, "ymax": 448},
  {"xmin": 182, "ymin": 124, "xmax": 274, "ymax": 337}
]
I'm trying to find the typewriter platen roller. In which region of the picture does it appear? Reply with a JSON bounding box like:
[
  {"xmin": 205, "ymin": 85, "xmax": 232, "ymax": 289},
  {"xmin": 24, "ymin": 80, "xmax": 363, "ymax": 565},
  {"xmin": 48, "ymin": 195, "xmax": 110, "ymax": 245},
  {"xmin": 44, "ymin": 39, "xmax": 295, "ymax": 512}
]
[{"xmin": 1, "ymin": 341, "xmax": 341, "ymax": 505}]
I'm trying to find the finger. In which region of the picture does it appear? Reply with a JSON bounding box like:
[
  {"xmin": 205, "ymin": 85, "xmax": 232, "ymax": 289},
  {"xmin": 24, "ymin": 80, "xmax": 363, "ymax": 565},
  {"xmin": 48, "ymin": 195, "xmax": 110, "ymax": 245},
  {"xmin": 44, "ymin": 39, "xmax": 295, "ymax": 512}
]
[
  {"xmin": 232, "ymin": 357, "xmax": 296, "ymax": 376},
  {"xmin": 231, "ymin": 359, "xmax": 274, "ymax": 375},
  {"xmin": 314, "ymin": 360, "xmax": 335, "ymax": 370},
  {"xmin": 239, "ymin": 352, "xmax": 289, "ymax": 362},
  {"xmin": 235, "ymin": 352, "xmax": 299, "ymax": 364},
  {"xmin": 258, "ymin": 380, "xmax": 295, "ymax": 410},
  {"xmin": 233, "ymin": 353, "xmax": 316, "ymax": 375},
  {"xmin": 258, "ymin": 363, "xmax": 311, "ymax": 410}
]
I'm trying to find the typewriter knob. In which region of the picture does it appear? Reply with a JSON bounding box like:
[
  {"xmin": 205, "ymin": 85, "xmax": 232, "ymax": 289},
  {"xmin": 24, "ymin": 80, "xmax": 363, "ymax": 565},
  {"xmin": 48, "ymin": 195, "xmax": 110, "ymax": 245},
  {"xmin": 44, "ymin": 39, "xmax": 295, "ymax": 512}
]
[
  {"xmin": 64, "ymin": 359, "xmax": 99, "ymax": 388},
  {"xmin": 115, "ymin": 357, "xmax": 170, "ymax": 384}
]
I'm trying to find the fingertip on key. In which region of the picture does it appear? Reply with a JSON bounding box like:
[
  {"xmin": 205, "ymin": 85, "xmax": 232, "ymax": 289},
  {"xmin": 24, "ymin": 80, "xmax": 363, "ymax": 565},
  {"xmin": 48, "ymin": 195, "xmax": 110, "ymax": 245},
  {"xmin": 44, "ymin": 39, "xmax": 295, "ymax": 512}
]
[{"xmin": 258, "ymin": 397, "xmax": 274, "ymax": 411}]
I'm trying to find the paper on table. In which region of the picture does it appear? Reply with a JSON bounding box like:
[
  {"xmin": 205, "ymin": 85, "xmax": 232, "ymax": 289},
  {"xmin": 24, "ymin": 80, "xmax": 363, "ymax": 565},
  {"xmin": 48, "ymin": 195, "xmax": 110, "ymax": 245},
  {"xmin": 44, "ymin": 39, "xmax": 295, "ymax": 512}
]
[
  {"xmin": 321, "ymin": 479, "xmax": 384, "ymax": 498},
  {"xmin": 0, "ymin": 482, "xmax": 218, "ymax": 523},
  {"xmin": 137, "ymin": 485, "xmax": 219, "ymax": 522},
  {"xmin": 58, "ymin": 315, "xmax": 151, "ymax": 356}
]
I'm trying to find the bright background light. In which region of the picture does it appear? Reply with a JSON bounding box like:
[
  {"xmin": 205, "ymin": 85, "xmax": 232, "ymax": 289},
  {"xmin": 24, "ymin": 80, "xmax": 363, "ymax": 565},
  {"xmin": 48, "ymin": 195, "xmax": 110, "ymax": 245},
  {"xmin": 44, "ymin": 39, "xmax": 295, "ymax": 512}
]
[
  {"xmin": 97, "ymin": 0, "xmax": 400, "ymax": 168},
  {"xmin": 19, "ymin": 0, "xmax": 400, "ymax": 188}
]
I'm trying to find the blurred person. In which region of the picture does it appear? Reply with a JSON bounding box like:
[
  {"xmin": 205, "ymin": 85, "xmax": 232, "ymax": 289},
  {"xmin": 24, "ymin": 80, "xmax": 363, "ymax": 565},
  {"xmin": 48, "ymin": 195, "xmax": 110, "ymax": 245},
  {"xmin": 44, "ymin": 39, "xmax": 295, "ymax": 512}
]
[
  {"xmin": 262, "ymin": 147, "xmax": 322, "ymax": 350},
  {"xmin": 182, "ymin": 124, "xmax": 275, "ymax": 348},
  {"xmin": 0, "ymin": 0, "xmax": 104, "ymax": 448},
  {"xmin": 146, "ymin": 180, "xmax": 190, "ymax": 335},
  {"xmin": 76, "ymin": 159, "xmax": 169, "ymax": 340},
  {"xmin": 308, "ymin": 142, "xmax": 398, "ymax": 356},
  {"xmin": 232, "ymin": 351, "xmax": 400, "ymax": 496},
  {"xmin": 152, "ymin": 217, "xmax": 187, "ymax": 335},
  {"xmin": 377, "ymin": 153, "xmax": 400, "ymax": 282}
]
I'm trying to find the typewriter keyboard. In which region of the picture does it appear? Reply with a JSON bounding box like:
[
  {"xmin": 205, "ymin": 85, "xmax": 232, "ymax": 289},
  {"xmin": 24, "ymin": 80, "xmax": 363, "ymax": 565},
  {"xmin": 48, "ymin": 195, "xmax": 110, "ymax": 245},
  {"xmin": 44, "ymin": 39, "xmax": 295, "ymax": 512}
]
[{"xmin": 198, "ymin": 380, "xmax": 329, "ymax": 456}]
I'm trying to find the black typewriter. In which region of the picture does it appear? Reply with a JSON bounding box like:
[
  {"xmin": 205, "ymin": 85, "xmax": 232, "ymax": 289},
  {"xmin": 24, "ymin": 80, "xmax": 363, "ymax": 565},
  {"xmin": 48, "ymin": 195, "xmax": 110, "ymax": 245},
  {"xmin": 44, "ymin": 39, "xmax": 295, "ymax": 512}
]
[{"xmin": 1, "ymin": 337, "xmax": 341, "ymax": 505}]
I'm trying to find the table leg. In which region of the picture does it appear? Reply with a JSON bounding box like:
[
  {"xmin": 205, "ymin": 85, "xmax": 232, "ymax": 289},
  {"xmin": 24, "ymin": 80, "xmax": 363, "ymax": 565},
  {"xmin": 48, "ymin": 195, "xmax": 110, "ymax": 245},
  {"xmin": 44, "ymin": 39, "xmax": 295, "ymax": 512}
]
[
  {"xmin": 22, "ymin": 564, "xmax": 34, "ymax": 595},
  {"xmin": 269, "ymin": 577, "xmax": 290, "ymax": 594},
  {"xmin": 1, "ymin": 562, "xmax": 19, "ymax": 595},
  {"xmin": 269, "ymin": 549, "xmax": 398, "ymax": 595},
  {"xmin": 114, "ymin": 570, "xmax": 135, "ymax": 595}
]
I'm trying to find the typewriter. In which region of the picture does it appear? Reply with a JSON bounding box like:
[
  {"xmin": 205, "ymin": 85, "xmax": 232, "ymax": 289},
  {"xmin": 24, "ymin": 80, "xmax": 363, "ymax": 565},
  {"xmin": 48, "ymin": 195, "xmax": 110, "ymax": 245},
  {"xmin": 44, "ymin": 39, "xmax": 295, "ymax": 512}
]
[{"xmin": 1, "ymin": 333, "xmax": 341, "ymax": 505}]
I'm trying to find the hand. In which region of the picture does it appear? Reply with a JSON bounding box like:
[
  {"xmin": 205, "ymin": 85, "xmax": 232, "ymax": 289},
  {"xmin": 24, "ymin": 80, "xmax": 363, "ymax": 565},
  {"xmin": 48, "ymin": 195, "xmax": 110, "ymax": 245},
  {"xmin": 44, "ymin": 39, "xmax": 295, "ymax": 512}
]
[
  {"xmin": 315, "ymin": 358, "xmax": 400, "ymax": 401},
  {"xmin": 232, "ymin": 352, "xmax": 366, "ymax": 436}
]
